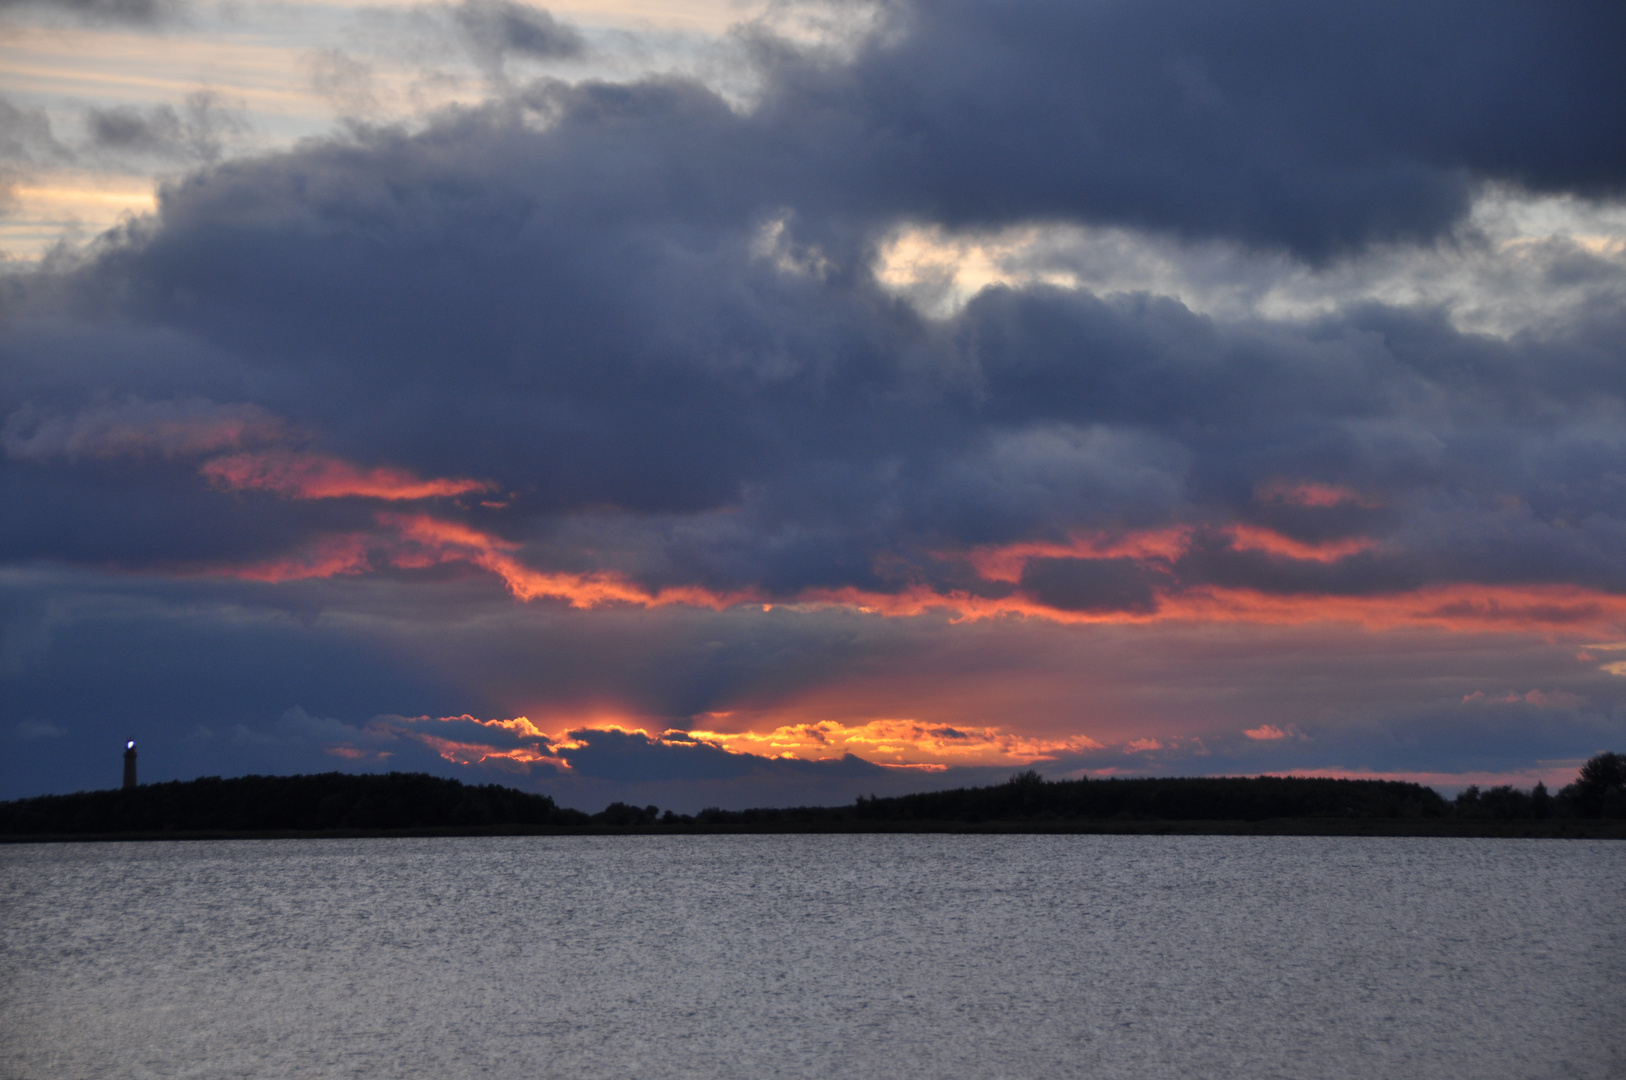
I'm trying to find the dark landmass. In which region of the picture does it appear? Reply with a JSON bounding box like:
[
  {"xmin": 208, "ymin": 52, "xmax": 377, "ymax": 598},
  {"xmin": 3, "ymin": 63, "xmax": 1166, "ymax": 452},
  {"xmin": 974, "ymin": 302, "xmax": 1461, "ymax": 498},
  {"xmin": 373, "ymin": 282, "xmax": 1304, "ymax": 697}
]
[
  {"xmin": 0, "ymin": 772, "xmax": 585, "ymax": 838},
  {"xmin": 4, "ymin": 754, "xmax": 1623, "ymax": 840}
]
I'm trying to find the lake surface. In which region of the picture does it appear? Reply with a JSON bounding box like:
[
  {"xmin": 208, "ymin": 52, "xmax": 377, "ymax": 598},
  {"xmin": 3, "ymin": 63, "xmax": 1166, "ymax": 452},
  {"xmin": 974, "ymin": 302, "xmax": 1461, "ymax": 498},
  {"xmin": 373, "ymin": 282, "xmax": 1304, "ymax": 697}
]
[{"xmin": 1, "ymin": 835, "xmax": 1621, "ymax": 1079}]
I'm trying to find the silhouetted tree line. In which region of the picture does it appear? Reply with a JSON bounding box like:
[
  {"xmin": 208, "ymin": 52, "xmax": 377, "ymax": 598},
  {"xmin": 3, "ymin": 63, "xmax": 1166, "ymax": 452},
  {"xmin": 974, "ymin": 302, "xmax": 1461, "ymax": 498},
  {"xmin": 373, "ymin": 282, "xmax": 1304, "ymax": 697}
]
[
  {"xmin": 672, "ymin": 771, "xmax": 1452, "ymax": 827},
  {"xmin": 667, "ymin": 754, "xmax": 1626, "ymax": 827},
  {"xmin": 0, "ymin": 771, "xmax": 590, "ymax": 834},
  {"xmin": 2, "ymin": 754, "xmax": 1622, "ymax": 835},
  {"xmin": 1453, "ymin": 752, "xmax": 1626, "ymax": 820}
]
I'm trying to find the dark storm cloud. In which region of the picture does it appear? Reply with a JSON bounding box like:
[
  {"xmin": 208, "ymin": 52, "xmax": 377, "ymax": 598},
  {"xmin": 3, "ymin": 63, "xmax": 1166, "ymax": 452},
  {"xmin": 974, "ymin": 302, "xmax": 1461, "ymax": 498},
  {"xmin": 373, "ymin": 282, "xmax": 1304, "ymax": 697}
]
[
  {"xmin": 1018, "ymin": 557, "xmax": 1162, "ymax": 615},
  {"xmin": 4, "ymin": 0, "xmax": 1626, "ymax": 625},
  {"xmin": 5, "ymin": 185, "xmax": 1625, "ymax": 608},
  {"xmin": 2, "ymin": 398, "xmax": 286, "ymax": 460},
  {"xmin": 0, "ymin": 461, "xmax": 372, "ymax": 567},
  {"xmin": 0, "ymin": 572, "xmax": 485, "ymax": 798},
  {"xmin": 750, "ymin": 0, "xmax": 1626, "ymax": 259}
]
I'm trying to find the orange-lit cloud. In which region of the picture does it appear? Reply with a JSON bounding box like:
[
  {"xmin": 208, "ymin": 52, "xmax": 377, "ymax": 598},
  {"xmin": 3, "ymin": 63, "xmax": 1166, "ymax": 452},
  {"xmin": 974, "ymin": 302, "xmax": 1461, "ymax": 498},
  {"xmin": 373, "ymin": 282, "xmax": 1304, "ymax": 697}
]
[
  {"xmin": 385, "ymin": 514, "xmax": 759, "ymax": 609},
  {"xmin": 1155, "ymin": 583, "xmax": 1626, "ymax": 634},
  {"xmin": 196, "ymin": 511, "xmax": 761, "ymax": 608},
  {"xmin": 448, "ymin": 713, "xmax": 552, "ymax": 739},
  {"xmin": 1243, "ymin": 724, "xmax": 1290, "ymax": 740},
  {"xmin": 401, "ymin": 730, "xmax": 570, "ymax": 772},
  {"xmin": 347, "ymin": 713, "xmax": 572, "ymax": 772},
  {"xmin": 683, "ymin": 717, "xmax": 1102, "ymax": 767},
  {"xmin": 964, "ymin": 528, "xmax": 1190, "ymax": 583},
  {"xmin": 202, "ymin": 511, "xmax": 1626, "ymax": 637},
  {"xmin": 223, "ymin": 534, "xmax": 377, "ymax": 583},
  {"xmin": 797, "ymin": 580, "xmax": 1626, "ymax": 634},
  {"xmin": 962, "ymin": 522, "xmax": 1375, "ymax": 583},
  {"xmin": 178, "ymin": 441, "xmax": 1626, "ymax": 638},
  {"xmin": 202, "ymin": 450, "xmax": 492, "ymax": 500},
  {"xmin": 416, "ymin": 735, "xmax": 569, "ymax": 767},
  {"xmin": 391, "ymin": 714, "xmax": 1103, "ymax": 770},
  {"xmin": 1224, "ymin": 524, "xmax": 1376, "ymax": 562}
]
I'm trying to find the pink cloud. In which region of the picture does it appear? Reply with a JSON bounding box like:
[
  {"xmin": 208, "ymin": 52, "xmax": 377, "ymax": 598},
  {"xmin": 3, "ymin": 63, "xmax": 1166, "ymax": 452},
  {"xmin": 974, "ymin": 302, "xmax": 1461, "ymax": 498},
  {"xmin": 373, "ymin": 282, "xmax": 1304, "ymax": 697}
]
[{"xmin": 202, "ymin": 450, "xmax": 492, "ymax": 501}]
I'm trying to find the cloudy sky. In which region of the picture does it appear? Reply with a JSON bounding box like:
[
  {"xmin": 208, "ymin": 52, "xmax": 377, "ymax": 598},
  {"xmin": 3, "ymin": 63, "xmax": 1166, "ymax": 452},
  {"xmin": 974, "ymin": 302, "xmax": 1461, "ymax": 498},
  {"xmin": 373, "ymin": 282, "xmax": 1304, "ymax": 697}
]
[{"xmin": 3, "ymin": 0, "xmax": 1625, "ymax": 811}]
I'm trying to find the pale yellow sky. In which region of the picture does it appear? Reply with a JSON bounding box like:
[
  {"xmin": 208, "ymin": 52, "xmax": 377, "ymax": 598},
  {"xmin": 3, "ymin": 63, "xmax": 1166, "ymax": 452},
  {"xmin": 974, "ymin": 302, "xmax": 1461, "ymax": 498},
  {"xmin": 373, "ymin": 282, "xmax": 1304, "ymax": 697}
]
[{"xmin": 0, "ymin": 0, "xmax": 771, "ymax": 260}]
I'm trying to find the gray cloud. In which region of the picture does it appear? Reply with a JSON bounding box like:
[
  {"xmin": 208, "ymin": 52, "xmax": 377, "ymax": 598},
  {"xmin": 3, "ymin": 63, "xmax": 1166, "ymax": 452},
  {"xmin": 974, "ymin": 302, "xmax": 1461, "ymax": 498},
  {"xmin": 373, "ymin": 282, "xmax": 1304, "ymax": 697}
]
[
  {"xmin": 307, "ymin": 50, "xmax": 382, "ymax": 118},
  {"xmin": 2, "ymin": 73, "xmax": 1624, "ymax": 603},
  {"xmin": 83, "ymin": 92, "xmax": 246, "ymax": 164},
  {"xmin": 4, "ymin": 0, "xmax": 1626, "ymax": 802},
  {"xmin": 0, "ymin": 97, "xmax": 68, "ymax": 167},
  {"xmin": 1018, "ymin": 557, "xmax": 1164, "ymax": 615},
  {"xmin": 747, "ymin": 0, "xmax": 1626, "ymax": 260},
  {"xmin": 0, "ymin": 0, "xmax": 180, "ymax": 24},
  {"xmin": 452, "ymin": 0, "xmax": 584, "ymax": 77},
  {"xmin": 0, "ymin": 96, "xmax": 71, "ymax": 218},
  {"xmin": 3, "ymin": 398, "xmax": 286, "ymax": 461}
]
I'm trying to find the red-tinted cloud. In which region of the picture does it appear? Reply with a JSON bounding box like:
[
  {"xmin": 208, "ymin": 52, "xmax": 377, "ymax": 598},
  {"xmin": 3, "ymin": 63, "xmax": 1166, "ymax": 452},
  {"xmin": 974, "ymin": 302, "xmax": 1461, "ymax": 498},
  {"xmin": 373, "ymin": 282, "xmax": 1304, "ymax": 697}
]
[
  {"xmin": 366, "ymin": 713, "xmax": 1101, "ymax": 772},
  {"xmin": 202, "ymin": 450, "xmax": 492, "ymax": 501},
  {"xmin": 193, "ymin": 493, "xmax": 1626, "ymax": 638}
]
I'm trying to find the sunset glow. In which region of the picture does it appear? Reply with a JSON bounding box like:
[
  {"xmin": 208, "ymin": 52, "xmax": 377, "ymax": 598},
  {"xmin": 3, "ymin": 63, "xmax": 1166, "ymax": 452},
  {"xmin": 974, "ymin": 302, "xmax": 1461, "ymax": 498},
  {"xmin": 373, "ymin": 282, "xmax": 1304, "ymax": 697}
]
[
  {"xmin": 344, "ymin": 714, "xmax": 1111, "ymax": 773},
  {"xmin": 202, "ymin": 451, "xmax": 492, "ymax": 501},
  {"xmin": 204, "ymin": 514, "xmax": 1626, "ymax": 637},
  {"xmin": 684, "ymin": 718, "xmax": 1104, "ymax": 767},
  {"xmin": 5, "ymin": 0, "xmax": 1623, "ymax": 811}
]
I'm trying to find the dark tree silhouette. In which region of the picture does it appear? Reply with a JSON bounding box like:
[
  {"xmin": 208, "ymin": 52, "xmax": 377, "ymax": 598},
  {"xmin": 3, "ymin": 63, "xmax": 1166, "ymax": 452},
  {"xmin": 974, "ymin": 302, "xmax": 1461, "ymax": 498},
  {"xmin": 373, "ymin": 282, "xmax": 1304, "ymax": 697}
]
[
  {"xmin": 0, "ymin": 772, "xmax": 589, "ymax": 834},
  {"xmin": 594, "ymin": 802, "xmax": 661, "ymax": 826},
  {"xmin": 1530, "ymin": 781, "xmax": 1551, "ymax": 820},
  {"xmin": 3, "ymin": 755, "xmax": 1621, "ymax": 835},
  {"xmin": 1562, "ymin": 752, "xmax": 1626, "ymax": 818}
]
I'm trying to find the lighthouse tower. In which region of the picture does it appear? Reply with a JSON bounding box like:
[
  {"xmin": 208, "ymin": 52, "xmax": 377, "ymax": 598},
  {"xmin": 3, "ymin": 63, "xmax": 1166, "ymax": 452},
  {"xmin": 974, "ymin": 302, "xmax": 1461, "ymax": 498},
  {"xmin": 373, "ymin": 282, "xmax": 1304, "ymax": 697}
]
[{"xmin": 123, "ymin": 740, "xmax": 137, "ymax": 789}]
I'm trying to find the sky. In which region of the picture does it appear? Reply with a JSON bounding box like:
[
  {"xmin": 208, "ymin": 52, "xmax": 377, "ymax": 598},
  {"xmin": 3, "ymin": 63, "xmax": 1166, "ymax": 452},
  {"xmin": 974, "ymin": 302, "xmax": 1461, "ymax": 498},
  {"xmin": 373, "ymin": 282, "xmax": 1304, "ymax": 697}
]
[{"xmin": 3, "ymin": 0, "xmax": 1625, "ymax": 812}]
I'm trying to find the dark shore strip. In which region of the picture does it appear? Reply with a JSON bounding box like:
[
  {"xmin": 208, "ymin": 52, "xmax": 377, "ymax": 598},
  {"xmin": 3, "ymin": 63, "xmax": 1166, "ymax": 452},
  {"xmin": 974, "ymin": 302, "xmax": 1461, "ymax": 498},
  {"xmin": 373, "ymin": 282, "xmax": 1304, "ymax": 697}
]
[
  {"xmin": 5, "ymin": 818, "xmax": 1626, "ymax": 843},
  {"xmin": 5, "ymin": 761, "xmax": 1623, "ymax": 842}
]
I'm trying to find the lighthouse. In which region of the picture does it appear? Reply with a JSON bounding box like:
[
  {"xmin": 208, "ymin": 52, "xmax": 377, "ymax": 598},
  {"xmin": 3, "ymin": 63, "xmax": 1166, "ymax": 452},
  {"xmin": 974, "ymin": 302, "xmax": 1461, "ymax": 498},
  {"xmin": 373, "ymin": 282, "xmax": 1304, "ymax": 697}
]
[{"xmin": 123, "ymin": 740, "xmax": 137, "ymax": 789}]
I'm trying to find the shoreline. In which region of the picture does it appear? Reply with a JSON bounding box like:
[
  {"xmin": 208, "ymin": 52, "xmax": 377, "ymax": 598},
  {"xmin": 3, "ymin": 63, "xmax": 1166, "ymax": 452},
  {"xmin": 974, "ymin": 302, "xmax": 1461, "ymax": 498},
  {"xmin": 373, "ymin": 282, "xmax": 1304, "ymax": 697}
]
[{"xmin": 6, "ymin": 817, "xmax": 1624, "ymax": 843}]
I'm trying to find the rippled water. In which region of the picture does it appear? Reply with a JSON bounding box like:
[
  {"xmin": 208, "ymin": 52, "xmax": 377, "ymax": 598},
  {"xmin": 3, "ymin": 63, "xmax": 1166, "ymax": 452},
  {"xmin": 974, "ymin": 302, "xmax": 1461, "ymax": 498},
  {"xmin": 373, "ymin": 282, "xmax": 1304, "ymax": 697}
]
[{"xmin": 2, "ymin": 835, "xmax": 1621, "ymax": 1079}]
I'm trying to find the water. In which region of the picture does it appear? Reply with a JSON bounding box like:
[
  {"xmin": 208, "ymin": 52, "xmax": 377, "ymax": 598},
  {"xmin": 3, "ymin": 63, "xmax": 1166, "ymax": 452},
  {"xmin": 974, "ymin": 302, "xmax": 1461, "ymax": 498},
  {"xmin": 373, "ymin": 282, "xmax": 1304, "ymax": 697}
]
[{"xmin": 1, "ymin": 835, "xmax": 1621, "ymax": 1079}]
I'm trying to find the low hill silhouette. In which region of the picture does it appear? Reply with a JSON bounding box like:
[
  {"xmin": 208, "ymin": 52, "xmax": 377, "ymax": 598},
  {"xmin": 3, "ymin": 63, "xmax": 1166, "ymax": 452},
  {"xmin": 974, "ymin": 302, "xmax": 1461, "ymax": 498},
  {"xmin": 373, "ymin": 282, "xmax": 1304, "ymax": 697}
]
[
  {"xmin": 716, "ymin": 770, "xmax": 1450, "ymax": 825},
  {"xmin": 0, "ymin": 771, "xmax": 588, "ymax": 835},
  {"xmin": 3, "ymin": 757, "xmax": 1622, "ymax": 838}
]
